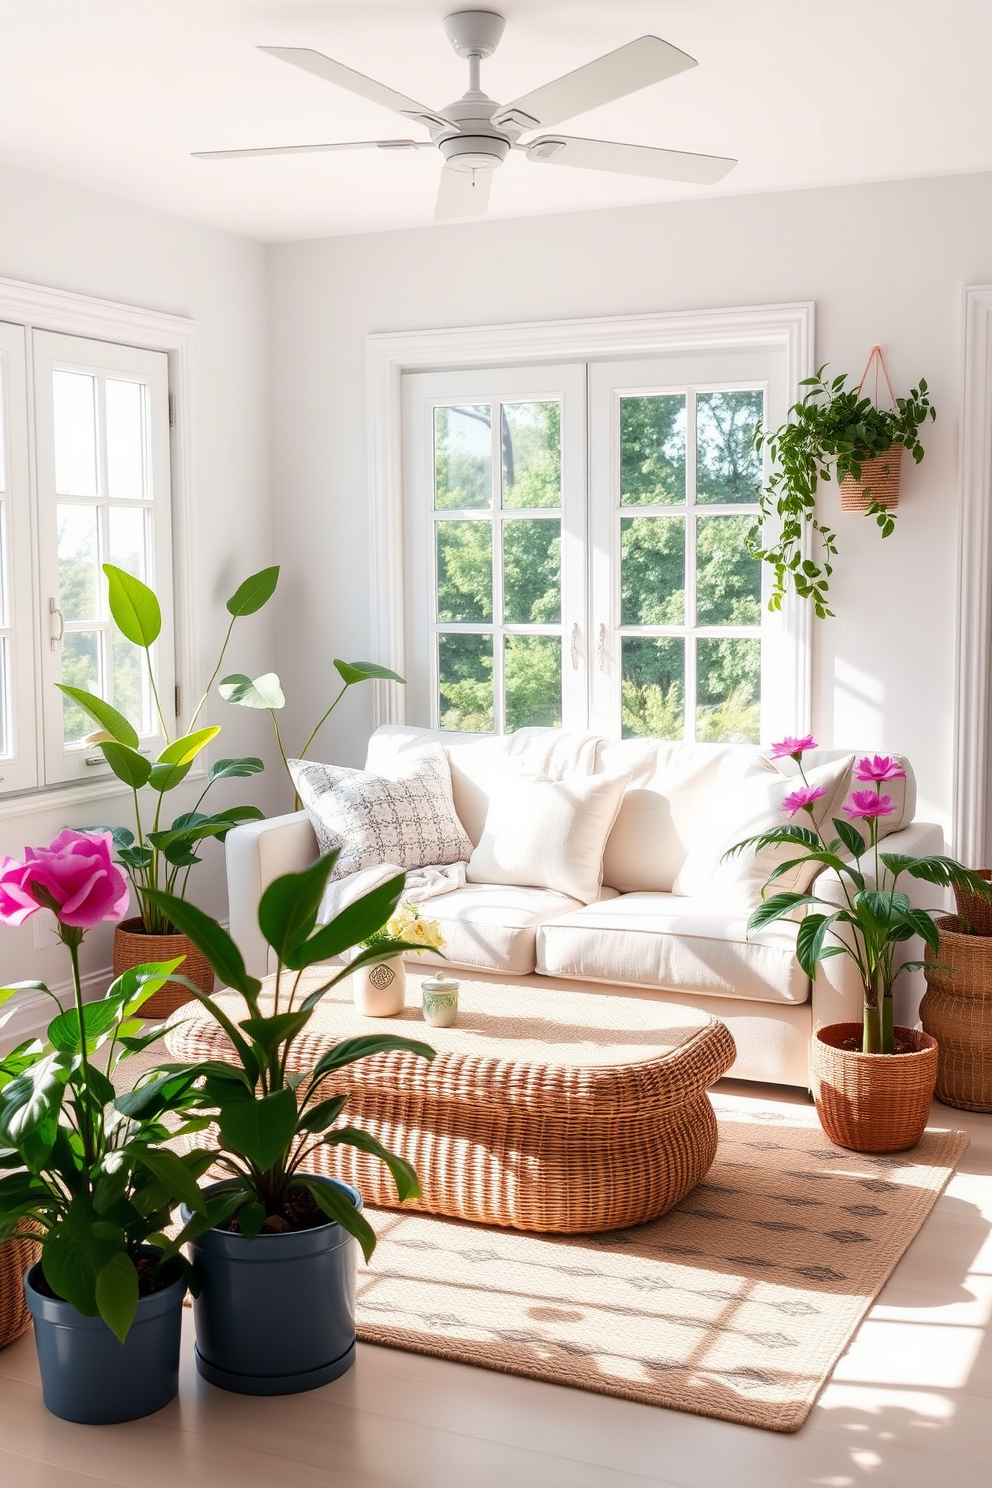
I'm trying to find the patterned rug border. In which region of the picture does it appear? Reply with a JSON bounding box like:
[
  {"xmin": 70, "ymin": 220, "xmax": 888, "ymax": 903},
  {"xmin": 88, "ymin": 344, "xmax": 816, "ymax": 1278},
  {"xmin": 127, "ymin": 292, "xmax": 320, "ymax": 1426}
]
[{"xmin": 355, "ymin": 1097, "xmax": 969, "ymax": 1433}]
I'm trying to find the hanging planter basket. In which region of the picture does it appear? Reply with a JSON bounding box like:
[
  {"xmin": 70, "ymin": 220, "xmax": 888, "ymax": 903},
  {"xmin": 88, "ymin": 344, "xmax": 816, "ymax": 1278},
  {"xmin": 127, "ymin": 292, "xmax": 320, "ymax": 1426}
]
[{"xmin": 838, "ymin": 346, "xmax": 902, "ymax": 512}]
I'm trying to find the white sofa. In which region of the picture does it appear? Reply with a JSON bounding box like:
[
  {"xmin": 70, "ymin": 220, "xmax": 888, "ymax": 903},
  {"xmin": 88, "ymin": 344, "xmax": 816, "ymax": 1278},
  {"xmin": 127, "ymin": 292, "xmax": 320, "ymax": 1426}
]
[{"xmin": 226, "ymin": 726, "xmax": 943, "ymax": 1089}]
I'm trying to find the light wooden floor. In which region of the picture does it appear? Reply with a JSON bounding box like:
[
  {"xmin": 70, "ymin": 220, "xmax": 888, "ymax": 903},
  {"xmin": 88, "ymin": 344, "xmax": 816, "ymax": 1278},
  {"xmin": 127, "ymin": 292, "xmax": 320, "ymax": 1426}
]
[{"xmin": 2, "ymin": 1080, "xmax": 990, "ymax": 1488}]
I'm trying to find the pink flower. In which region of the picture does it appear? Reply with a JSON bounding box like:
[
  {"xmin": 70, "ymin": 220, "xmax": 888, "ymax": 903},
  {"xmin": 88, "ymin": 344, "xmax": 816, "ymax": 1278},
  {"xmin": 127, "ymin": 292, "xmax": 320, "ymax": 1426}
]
[
  {"xmin": 0, "ymin": 830, "xmax": 129, "ymax": 930},
  {"xmin": 782, "ymin": 785, "xmax": 827, "ymax": 818},
  {"xmin": 854, "ymin": 754, "xmax": 907, "ymax": 784},
  {"xmin": 769, "ymin": 734, "xmax": 818, "ymax": 760},
  {"xmin": 843, "ymin": 791, "xmax": 896, "ymax": 822}
]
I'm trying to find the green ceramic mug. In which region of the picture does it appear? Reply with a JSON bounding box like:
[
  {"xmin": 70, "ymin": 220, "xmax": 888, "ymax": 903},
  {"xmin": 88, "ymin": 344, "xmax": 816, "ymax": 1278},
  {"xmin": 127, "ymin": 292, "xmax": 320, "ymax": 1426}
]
[{"xmin": 421, "ymin": 974, "xmax": 459, "ymax": 1028}]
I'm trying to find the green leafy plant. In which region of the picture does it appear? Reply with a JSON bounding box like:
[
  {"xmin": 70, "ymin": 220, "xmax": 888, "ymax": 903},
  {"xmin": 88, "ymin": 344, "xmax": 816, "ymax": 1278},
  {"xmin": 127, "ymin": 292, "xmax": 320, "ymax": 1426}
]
[
  {"xmin": 60, "ymin": 564, "xmax": 279, "ymax": 934},
  {"xmin": 220, "ymin": 659, "xmax": 405, "ymax": 810},
  {"xmin": 134, "ymin": 853, "xmax": 434, "ymax": 1259},
  {"xmin": 0, "ymin": 833, "xmax": 211, "ymax": 1341},
  {"xmin": 748, "ymin": 366, "xmax": 935, "ymax": 618}
]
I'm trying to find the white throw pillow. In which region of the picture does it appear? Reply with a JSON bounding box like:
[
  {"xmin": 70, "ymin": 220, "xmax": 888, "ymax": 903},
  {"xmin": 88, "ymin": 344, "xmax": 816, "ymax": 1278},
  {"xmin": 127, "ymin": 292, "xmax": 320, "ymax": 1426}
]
[
  {"xmin": 290, "ymin": 745, "xmax": 473, "ymax": 882},
  {"xmin": 672, "ymin": 755, "xmax": 855, "ymax": 909},
  {"xmin": 466, "ymin": 770, "xmax": 632, "ymax": 905}
]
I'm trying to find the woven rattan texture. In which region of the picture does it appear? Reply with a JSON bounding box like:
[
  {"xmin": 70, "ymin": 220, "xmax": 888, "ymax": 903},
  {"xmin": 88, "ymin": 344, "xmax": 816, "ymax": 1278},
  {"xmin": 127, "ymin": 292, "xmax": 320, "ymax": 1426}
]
[
  {"xmin": 114, "ymin": 919, "xmax": 214, "ymax": 1019},
  {"xmin": 922, "ymin": 916, "xmax": 992, "ymax": 1112},
  {"xmin": 353, "ymin": 1094, "xmax": 968, "ymax": 1432},
  {"xmin": 839, "ymin": 449, "xmax": 901, "ymax": 511},
  {"xmin": 811, "ymin": 1023, "xmax": 938, "ymax": 1152},
  {"xmin": 166, "ymin": 972, "xmax": 736, "ymax": 1233},
  {"xmin": 0, "ymin": 1235, "xmax": 38, "ymax": 1348},
  {"xmin": 952, "ymin": 870, "xmax": 992, "ymax": 934}
]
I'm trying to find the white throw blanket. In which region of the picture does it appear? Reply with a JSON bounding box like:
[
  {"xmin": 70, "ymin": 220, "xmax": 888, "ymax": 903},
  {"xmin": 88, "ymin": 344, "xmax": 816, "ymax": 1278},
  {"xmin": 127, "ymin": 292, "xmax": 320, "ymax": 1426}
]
[{"xmin": 318, "ymin": 860, "xmax": 467, "ymax": 925}]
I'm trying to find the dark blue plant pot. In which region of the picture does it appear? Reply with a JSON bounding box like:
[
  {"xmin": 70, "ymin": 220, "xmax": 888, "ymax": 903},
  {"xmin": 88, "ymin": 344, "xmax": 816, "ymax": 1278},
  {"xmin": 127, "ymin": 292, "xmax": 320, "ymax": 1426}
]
[
  {"xmin": 23, "ymin": 1257, "xmax": 186, "ymax": 1424},
  {"xmin": 184, "ymin": 1177, "xmax": 360, "ymax": 1396}
]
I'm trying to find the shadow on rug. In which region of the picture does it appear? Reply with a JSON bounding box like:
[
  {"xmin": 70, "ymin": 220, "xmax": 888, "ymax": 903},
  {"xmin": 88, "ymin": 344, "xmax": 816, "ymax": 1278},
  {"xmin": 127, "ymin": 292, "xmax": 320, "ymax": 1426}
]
[{"xmin": 355, "ymin": 1094, "xmax": 970, "ymax": 1432}]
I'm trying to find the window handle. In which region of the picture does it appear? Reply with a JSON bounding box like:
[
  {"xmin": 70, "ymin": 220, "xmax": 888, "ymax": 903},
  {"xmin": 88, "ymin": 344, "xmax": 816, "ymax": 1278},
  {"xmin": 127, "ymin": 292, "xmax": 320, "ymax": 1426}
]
[
  {"xmin": 597, "ymin": 623, "xmax": 607, "ymax": 672},
  {"xmin": 49, "ymin": 598, "xmax": 64, "ymax": 652},
  {"xmin": 570, "ymin": 622, "xmax": 580, "ymax": 670}
]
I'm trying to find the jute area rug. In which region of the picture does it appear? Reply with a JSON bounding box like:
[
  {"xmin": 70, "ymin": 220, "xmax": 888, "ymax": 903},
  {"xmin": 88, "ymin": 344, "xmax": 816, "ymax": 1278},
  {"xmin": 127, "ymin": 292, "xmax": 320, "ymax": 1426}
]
[{"xmin": 355, "ymin": 1093, "xmax": 968, "ymax": 1433}]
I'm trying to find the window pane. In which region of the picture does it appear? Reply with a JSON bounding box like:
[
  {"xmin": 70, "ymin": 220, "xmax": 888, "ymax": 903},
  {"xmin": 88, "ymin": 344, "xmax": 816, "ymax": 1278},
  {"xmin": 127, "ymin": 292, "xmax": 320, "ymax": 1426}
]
[
  {"xmin": 62, "ymin": 631, "xmax": 101, "ymax": 743},
  {"xmin": 620, "ymin": 395, "xmax": 686, "ymax": 506},
  {"xmin": 57, "ymin": 504, "xmax": 99, "ymax": 622},
  {"xmin": 0, "ymin": 362, "xmax": 6, "ymax": 493},
  {"xmin": 0, "ymin": 637, "xmax": 9, "ymax": 757},
  {"xmin": 108, "ymin": 505, "xmax": 148, "ymax": 581},
  {"xmin": 696, "ymin": 390, "xmax": 763, "ymax": 505},
  {"xmin": 505, "ymin": 635, "xmax": 561, "ymax": 731},
  {"xmin": 438, "ymin": 632, "xmax": 493, "ymax": 732},
  {"xmin": 501, "ymin": 402, "xmax": 560, "ymax": 509},
  {"xmin": 621, "ymin": 637, "xmax": 684, "ymax": 740},
  {"xmin": 112, "ymin": 630, "xmax": 150, "ymax": 735},
  {"xmin": 53, "ymin": 371, "xmax": 98, "ymax": 496},
  {"xmin": 621, "ymin": 516, "xmax": 684, "ymax": 625},
  {"xmin": 436, "ymin": 521, "xmax": 492, "ymax": 622},
  {"xmin": 697, "ymin": 637, "xmax": 761, "ymax": 742},
  {"xmin": 106, "ymin": 379, "xmax": 147, "ymax": 501},
  {"xmin": 503, "ymin": 518, "xmax": 560, "ymax": 623},
  {"xmin": 434, "ymin": 405, "xmax": 492, "ymax": 510},
  {"xmin": 695, "ymin": 515, "xmax": 762, "ymax": 626}
]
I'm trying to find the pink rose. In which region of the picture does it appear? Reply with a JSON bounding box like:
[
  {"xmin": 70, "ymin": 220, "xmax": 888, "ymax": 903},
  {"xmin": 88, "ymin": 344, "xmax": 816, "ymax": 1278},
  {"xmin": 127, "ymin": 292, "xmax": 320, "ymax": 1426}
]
[
  {"xmin": 782, "ymin": 785, "xmax": 827, "ymax": 818},
  {"xmin": 854, "ymin": 755, "xmax": 907, "ymax": 784},
  {"xmin": 843, "ymin": 791, "xmax": 896, "ymax": 822},
  {"xmin": 769, "ymin": 734, "xmax": 818, "ymax": 760},
  {"xmin": 0, "ymin": 830, "xmax": 129, "ymax": 930}
]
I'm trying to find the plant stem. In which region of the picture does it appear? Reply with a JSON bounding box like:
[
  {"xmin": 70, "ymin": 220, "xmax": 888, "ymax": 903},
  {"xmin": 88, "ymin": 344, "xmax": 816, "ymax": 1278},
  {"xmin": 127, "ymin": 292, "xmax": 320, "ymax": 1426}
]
[
  {"xmin": 862, "ymin": 998, "xmax": 882, "ymax": 1054},
  {"xmin": 187, "ymin": 614, "xmax": 236, "ymax": 733},
  {"xmin": 65, "ymin": 934, "xmax": 95, "ymax": 1173},
  {"xmin": 269, "ymin": 712, "xmax": 296, "ymax": 807},
  {"xmin": 145, "ymin": 645, "xmax": 172, "ymax": 743},
  {"xmin": 298, "ymin": 683, "xmax": 349, "ymax": 760}
]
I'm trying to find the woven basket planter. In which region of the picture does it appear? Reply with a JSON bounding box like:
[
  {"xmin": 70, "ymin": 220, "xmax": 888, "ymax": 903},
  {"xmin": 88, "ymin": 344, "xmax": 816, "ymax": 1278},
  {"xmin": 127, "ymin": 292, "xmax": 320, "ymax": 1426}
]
[
  {"xmin": 0, "ymin": 1233, "xmax": 40, "ymax": 1349},
  {"xmin": 113, "ymin": 917, "xmax": 214, "ymax": 1019},
  {"xmin": 839, "ymin": 447, "xmax": 902, "ymax": 512},
  {"xmin": 811, "ymin": 1021, "xmax": 937, "ymax": 1152},
  {"xmin": 921, "ymin": 915, "xmax": 992, "ymax": 1112},
  {"xmin": 952, "ymin": 869, "xmax": 992, "ymax": 935}
]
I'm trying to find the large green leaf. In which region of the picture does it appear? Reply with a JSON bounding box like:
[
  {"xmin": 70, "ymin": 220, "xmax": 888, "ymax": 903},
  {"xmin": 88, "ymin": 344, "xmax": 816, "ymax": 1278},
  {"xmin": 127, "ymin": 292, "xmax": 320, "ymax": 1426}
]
[
  {"xmin": 831, "ymin": 816, "xmax": 868, "ymax": 859},
  {"xmin": 143, "ymin": 890, "xmax": 260, "ymax": 1000},
  {"xmin": 107, "ymin": 959, "xmax": 186, "ymax": 1016},
  {"xmin": 95, "ymin": 1252, "xmax": 140, "ymax": 1343},
  {"xmin": 42, "ymin": 1233, "xmax": 99, "ymax": 1317},
  {"xmin": 301, "ymin": 1177, "xmax": 377, "ymax": 1262},
  {"xmin": 324, "ymin": 1125, "xmax": 421, "ymax": 1202},
  {"xmin": 258, "ymin": 855, "xmax": 338, "ymax": 962},
  {"xmin": 296, "ymin": 1093, "xmax": 348, "ymax": 1134},
  {"xmin": 148, "ymin": 759, "xmax": 193, "ymax": 793},
  {"xmin": 138, "ymin": 1147, "xmax": 207, "ymax": 1216},
  {"xmin": 239, "ymin": 1011, "xmax": 312, "ymax": 1061},
  {"xmin": 217, "ymin": 1086, "xmax": 299, "ymax": 1173},
  {"xmin": 746, "ymin": 892, "xmax": 821, "ymax": 934},
  {"xmin": 286, "ymin": 872, "xmax": 404, "ymax": 970},
  {"xmin": 310, "ymin": 1034, "xmax": 435, "ymax": 1082},
  {"xmin": 795, "ymin": 912, "xmax": 841, "ymax": 977},
  {"xmin": 48, "ymin": 997, "xmax": 123, "ymax": 1054},
  {"xmin": 333, "ymin": 659, "xmax": 405, "ymax": 686},
  {"xmin": 219, "ymin": 672, "xmax": 286, "ymax": 710},
  {"xmin": 115, "ymin": 1067, "xmax": 220, "ymax": 1122},
  {"xmin": 208, "ymin": 756, "xmax": 265, "ymax": 782},
  {"xmin": 54, "ymin": 685, "xmax": 139, "ymax": 748},
  {"xmin": 227, "ymin": 566, "xmax": 280, "ymax": 617},
  {"xmin": 100, "ymin": 741, "xmax": 153, "ymax": 789},
  {"xmin": 157, "ymin": 727, "xmax": 221, "ymax": 768},
  {"xmin": 0, "ymin": 1054, "xmax": 70, "ymax": 1145},
  {"xmin": 104, "ymin": 564, "xmax": 161, "ymax": 647}
]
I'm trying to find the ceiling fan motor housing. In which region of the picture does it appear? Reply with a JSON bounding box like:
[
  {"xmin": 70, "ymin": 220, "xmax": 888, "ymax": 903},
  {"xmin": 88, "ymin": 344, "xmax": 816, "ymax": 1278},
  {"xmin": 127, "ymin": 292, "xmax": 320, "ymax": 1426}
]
[{"xmin": 435, "ymin": 94, "xmax": 511, "ymax": 171}]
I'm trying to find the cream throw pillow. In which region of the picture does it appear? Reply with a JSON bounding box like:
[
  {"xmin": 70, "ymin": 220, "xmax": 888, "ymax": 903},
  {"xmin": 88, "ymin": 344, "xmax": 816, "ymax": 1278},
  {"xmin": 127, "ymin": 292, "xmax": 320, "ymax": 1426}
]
[
  {"xmin": 672, "ymin": 755, "xmax": 855, "ymax": 909},
  {"xmin": 467, "ymin": 770, "xmax": 632, "ymax": 905}
]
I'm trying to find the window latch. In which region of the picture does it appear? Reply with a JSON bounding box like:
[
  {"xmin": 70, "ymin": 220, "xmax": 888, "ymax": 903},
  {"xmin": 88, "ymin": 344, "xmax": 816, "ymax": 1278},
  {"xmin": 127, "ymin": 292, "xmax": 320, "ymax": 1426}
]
[
  {"xmin": 49, "ymin": 598, "xmax": 64, "ymax": 652},
  {"xmin": 597, "ymin": 623, "xmax": 607, "ymax": 672}
]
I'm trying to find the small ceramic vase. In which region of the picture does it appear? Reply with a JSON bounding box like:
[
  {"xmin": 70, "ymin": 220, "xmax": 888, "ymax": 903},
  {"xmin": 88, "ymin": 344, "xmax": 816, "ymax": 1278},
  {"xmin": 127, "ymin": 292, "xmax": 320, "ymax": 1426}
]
[
  {"xmin": 353, "ymin": 956, "xmax": 406, "ymax": 1017},
  {"xmin": 421, "ymin": 974, "xmax": 459, "ymax": 1028}
]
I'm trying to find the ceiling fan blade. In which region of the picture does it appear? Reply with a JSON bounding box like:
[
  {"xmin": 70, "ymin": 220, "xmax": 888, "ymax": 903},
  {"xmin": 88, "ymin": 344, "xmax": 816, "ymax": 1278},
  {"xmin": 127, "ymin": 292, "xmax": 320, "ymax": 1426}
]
[
  {"xmin": 434, "ymin": 167, "xmax": 492, "ymax": 221},
  {"xmin": 493, "ymin": 36, "xmax": 696, "ymax": 131},
  {"xmin": 524, "ymin": 135, "xmax": 736, "ymax": 185},
  {"xmin": 258, "ymin": 47, "xmax": 453, "ymax": 129},
  {"xmin": 192, "ymin": 140, "xmax": 434, "ymax": 160}
]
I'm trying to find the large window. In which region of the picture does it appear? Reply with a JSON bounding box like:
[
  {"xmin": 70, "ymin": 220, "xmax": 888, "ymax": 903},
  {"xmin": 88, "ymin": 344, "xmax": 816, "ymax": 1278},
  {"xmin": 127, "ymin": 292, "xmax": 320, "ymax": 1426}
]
[
  {"xmin": 0, "ymin": 315, "xmax": 174, "ymax": 796},
  {"xmin": 404, "ymin": 344, "xmax": 796, "ymax": 742}
]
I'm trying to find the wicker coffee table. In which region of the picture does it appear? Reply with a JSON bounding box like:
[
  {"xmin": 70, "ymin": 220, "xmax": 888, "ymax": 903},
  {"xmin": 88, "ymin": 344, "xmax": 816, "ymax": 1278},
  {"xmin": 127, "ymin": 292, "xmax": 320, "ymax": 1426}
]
[{"xmin": 166, "ymin": 970, "xmax": 735, "ymax": 1234}]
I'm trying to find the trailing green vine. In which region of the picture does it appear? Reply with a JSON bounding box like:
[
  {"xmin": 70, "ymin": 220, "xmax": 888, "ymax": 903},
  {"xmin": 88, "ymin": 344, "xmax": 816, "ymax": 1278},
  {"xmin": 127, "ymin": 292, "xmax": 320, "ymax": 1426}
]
[{"xmin": 747, "ymin": 365, "xmax": 935, "ymax": 618}]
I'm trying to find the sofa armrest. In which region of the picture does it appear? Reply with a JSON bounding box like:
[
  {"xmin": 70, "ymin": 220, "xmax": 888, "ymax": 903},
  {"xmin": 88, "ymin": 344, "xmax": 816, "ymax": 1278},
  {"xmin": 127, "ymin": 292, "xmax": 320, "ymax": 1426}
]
[
  {"xmin": 808, "ymin": 820, "xmax": 945, "ymax": 1040},
  {"xmin": 226, "ymin": 812, "xmax": 318, "ymax": 978}
]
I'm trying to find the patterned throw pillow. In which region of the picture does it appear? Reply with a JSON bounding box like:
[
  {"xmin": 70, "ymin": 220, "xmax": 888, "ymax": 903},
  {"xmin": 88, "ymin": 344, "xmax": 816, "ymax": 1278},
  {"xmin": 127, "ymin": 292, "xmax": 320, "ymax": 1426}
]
[{"xmin": 289, "ymin": 745, "xmax": 473, "ymax": 881}]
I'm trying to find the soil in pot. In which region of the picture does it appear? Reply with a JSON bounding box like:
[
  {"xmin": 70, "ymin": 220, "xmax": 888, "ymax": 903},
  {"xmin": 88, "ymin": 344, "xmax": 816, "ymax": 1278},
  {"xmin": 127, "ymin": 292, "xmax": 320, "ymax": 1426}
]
[
  {"xmin": 811, "ymin": 1022, "xmax": 938, "ymax": 1153},
  {"xmin": 113, "ymin": 916, "xmax": 214, "ymax": 1018},
  {"xmin": 184, "ymin": 1177, "xmax": 361, "ymax": 1396}
]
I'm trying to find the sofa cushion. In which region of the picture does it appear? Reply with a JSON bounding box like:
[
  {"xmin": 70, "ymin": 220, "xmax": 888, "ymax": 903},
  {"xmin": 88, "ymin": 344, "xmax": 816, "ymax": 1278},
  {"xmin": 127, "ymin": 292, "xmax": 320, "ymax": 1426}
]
[
  {"xmin": 536, "ymin": 892, "xmax": 809, "ymax": 1006},
  {"xmin": 408, "ymin": 883, "xmax": 593, "ymax": 976},
  {"xmin": 467, "ymin": 769, "xmax": 631, "ymax": 904}
]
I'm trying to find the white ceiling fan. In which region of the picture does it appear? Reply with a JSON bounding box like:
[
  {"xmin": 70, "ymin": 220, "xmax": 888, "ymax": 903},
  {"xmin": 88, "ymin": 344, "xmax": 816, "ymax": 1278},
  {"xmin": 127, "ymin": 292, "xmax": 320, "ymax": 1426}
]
[{"xmin": 193, "ymin": 10, "xmax": 737, "ymax": 220}]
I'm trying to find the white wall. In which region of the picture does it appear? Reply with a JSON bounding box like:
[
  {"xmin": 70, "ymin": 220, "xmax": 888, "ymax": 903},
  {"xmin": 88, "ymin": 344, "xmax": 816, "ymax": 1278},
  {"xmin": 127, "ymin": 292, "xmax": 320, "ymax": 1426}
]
[
  {"xmin": 0, "ymin": 159, "xmax": 276, "ymax": 1020},
  {"xmin": 267, "ymin": 169, "xmax": 992, "ymax": 847}
]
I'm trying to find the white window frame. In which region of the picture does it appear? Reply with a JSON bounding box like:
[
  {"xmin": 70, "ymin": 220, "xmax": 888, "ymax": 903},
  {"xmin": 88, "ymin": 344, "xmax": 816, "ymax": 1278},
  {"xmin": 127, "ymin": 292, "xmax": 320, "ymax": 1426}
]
[
  {"xmin": 0, "ymin": 275, "xmax": 198, "ymax": 814},
  {"xmin": 370, "ymin": 303, "xmax": 814, "ymax": 738},
  {"xmin": 0, "ymin": 322, "xmax": 38, "ymax": 792}
]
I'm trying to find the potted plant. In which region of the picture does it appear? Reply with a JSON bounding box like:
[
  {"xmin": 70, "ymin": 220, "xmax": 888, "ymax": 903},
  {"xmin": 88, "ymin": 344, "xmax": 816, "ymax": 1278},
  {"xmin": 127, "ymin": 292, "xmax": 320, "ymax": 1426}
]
[
  {"xmin": 0, "ymin": 831, "xmax": 211, "ymax": 1422},
  {"xmin": 62, "ymin": 563, "xmax": 278, "ymax": 1015},
  {"xmin": 353, "ymin": 902, "xmax": 445, "ymax": 1016},
  {"xmin": 128, "ymin": 853, "xmax": 434, "ymax": 1395},
  {"xmin": 219, "ymin": 657, "xmax": 405, "ymax": 810},
  {"xmin": 729, "ymin": 738, "xmax": 991, "ymax": 1151},
  {"xmin": 748, "ymin": 359, "xmax": 935, "ymax": 618}
]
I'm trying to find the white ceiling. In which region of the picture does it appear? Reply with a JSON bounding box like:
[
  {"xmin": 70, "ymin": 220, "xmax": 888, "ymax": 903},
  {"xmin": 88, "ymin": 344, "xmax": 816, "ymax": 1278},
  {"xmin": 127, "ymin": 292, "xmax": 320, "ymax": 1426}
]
[{"xmin": 1, "ymin": 0, "xmax": 991, "ymax": 243}]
